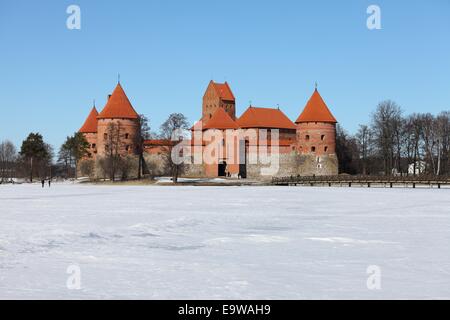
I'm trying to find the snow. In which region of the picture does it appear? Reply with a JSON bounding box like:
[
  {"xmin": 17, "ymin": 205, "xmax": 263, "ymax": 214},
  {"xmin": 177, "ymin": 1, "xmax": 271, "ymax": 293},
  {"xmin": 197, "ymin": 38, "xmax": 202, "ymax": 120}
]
[
  {"xmin": 0, "ymin": 183, "xmax": 449, "ymax": 299},
  {"xmin": 154, "ymin": 177, "xmax": 240, "ymax": 184}
]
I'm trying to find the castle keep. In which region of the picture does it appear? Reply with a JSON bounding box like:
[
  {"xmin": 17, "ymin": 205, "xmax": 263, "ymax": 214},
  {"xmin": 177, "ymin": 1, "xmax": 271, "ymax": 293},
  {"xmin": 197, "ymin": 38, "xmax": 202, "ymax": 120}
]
[{"xmin": 79, "ymin": 80, "xmax": 338, "ymax": 179}]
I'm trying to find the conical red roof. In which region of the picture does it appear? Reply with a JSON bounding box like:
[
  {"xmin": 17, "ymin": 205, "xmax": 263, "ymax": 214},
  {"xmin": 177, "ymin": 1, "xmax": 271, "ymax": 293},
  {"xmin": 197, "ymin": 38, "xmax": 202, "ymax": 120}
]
[
  {"xmin": 237, "ymin": 106, "xmax": 296, "ymax": 129},
  {"xmin": 296, "ymin": 89, "xmax": 337, "ymax": 123},
  {"xmin": 79, "ymin": 107, "xmax": 99, "ymax": 133},
  {"xmin": 203, "ymin": 108, "xmax": 239, "ymax": 130},
  {"xmin": 97, "ymin": 83, "xmax": 139, "ymax": 119}
]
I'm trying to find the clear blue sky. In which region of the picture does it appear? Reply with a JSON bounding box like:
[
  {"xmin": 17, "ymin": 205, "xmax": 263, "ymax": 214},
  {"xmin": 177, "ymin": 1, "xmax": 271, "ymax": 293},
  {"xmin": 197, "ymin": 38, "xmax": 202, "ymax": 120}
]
[{"xmin": 1, "ymin": 0, "xmax": 449, "ymax": 152}]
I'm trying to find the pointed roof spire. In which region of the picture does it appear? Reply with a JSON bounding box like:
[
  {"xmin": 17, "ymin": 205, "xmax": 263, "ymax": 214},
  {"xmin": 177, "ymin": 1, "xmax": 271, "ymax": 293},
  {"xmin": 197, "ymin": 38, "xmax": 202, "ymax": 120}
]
[
  {"xmin": 79, "ymin": 106, "xmax": 99, "ymax": 133},
  {"xmin": 97, "ymin": 83, "xmax": 139, "ymax": 119},
  {"xmin": 295, "ymin": 89, "xmax": 337, "ymax": 124}
]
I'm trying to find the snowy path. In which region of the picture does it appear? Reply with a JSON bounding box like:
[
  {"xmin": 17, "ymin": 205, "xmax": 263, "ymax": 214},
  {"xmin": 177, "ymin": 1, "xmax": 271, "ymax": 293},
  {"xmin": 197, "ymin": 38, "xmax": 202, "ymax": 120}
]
[{"xmin": 0, "ymin": 184, "xmax": 449, "ymax": 299}]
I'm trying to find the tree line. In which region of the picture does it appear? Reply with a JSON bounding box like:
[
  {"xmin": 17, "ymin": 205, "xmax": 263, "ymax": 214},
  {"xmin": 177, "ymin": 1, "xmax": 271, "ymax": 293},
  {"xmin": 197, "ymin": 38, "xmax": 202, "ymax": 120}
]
[
  {"xmin": 337, "ymin": 100, "xmax": 450, "ymax": 176},
  {"xmin": 0, "ymin": 133, "xmax": 54, "ymax": 183}
]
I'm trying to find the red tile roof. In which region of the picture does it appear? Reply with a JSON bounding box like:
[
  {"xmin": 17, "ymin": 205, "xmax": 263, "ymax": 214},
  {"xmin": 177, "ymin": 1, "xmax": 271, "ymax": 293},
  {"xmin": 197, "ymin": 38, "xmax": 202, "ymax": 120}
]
[
  {"xmin": 237, "ymin": 106, "xmax": 296, "ymax": 129},
  {"xmin": 296, "ymin": 89, "xmax": 337, "ymax": 123},
  {"xmin": 97, "ymin": 84, "xmax": 139, "ymax": 119},
  {"xmin": 211, "ymin": 81, "xmax": 235, "ymax": 101},
  {"xmin": 79, "ymin": 107, "xmax": 99, "ymax": 133},
  {"xmin": 203, "ymin": 108, "xmax": 239, "ymax": 130},
  {"xmin": 143, "ymin": 139, "xmax": 175, "ymax": 147}
]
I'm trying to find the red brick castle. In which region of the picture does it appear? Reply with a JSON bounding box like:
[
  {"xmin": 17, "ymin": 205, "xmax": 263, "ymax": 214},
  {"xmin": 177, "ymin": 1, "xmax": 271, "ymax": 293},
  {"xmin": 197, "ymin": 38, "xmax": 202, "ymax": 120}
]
[{"xmin": 79, "ymin": 80, "xmax": 338, "ymax": 178}]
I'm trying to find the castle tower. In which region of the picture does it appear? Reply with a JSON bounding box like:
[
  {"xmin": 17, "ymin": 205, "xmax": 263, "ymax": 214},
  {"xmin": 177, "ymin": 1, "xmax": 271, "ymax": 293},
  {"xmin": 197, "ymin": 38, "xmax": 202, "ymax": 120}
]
[
  {"xmin": 295, "ymin": 88, "xmax": 337, "ymax": 156},
  {"xmin": 96, "ymin": 83, "xmax": 140, "ymax": 157},
  {"xmin": 79, "ymin": 106, "xmax": 99, "ymax": 158},
  {"xmin": 202, "ymin": 80, "xmax": 236, "ymax": 122},
  {"xmin": 202, "ymin": 107, "xmax": 240, "ymax": 177}
]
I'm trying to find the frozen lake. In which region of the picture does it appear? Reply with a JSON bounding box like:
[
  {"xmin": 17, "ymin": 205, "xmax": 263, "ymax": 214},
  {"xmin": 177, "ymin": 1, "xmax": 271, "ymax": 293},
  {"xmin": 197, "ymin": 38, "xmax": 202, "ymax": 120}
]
[{"xmin": 0, "ymin": 183, "xmax": 449, "ymax": 299}]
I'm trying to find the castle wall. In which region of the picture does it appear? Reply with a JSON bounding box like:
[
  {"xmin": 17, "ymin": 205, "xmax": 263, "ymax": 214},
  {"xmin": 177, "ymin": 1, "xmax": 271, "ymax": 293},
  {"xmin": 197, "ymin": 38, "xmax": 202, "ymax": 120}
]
[
  {"xmin": 246, "ymin": 153, "xmax": 338, "ymax": 179},
  {"xmin": 82, "ymin": 132, "xmax": 98, "ymax": 159},
  {"xmin": 143, "ymin": 153, "xmax": 168, "ymax": 176},
  {"xmin": 295, "ymin": 153, "xmax": 338, "ymax": 176},
  {"xmin": 184, "ymin": 163, "xmax": 205, "ymax": 177},
  {"xmin": 296, "ymin": 122, "xmax": 336, "ymax": 156},
  {"xmin": 97, "ymin": 118, "xmax": 140, "ymax": 158}
]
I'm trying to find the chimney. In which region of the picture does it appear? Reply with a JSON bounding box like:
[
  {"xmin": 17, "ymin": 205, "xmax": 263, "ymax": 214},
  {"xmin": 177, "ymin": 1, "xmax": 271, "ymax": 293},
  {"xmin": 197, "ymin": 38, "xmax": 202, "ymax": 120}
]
[{"xmin": 107, "ymin": 94, "xmax": 112, "ymax": 101}]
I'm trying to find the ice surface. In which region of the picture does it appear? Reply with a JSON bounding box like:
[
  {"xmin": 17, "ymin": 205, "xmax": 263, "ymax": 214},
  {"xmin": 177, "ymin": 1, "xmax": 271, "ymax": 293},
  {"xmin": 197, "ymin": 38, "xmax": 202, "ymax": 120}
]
[{"xmin": 0, "ymin": 183, "xmax": 449, "ymax": 299}]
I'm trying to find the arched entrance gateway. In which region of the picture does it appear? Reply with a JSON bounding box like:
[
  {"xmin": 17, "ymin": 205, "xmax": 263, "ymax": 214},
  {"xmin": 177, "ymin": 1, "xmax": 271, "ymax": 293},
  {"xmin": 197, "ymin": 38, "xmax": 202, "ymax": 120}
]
[
  {"xmin": 218, "ymin": 161, "xmax": 227, "ymax": 177},
  {"xmin": 239, "ymin": 140, "xmax": 248, "ymax": 179}
]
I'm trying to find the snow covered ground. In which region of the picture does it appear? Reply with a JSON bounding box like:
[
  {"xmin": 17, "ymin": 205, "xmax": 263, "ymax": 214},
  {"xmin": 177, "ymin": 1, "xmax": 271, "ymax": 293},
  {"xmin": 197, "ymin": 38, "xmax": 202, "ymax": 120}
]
[{"xmin": 0, "ymin": 183, "xmax": 449, "ymax": 299}]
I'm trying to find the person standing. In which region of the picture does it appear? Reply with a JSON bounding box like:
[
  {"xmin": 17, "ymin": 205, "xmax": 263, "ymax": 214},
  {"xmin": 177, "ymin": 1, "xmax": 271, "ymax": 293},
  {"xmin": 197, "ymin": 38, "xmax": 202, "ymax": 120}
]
[
  {"xmin": 48, "ymin": 179, "xmax": 51, "ymax": 187},
  {"xmin": 41, "ymin": 179, "xmax": 45, "ymax": 188}
]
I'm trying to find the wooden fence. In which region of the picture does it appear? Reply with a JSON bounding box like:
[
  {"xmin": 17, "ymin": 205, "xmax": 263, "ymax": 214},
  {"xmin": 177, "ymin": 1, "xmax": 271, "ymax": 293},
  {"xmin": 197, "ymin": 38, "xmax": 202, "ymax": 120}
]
[{"xmin": 272, "ymin": 175, "xmax": 450, "ymax": 188}]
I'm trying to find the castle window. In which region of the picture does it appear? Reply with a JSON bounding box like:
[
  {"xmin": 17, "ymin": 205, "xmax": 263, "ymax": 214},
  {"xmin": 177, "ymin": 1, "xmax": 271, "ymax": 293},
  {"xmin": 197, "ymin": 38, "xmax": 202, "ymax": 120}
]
[
  {"xmin": 104, "ymin": 133, "xmax": 107, "ymax": 139},
  {"xmin": 125, "ymin": 145, "xmax": 130, "ymax": 151},
  {"xmin": 92, "ymin": 143, "xmax": 96, "ymax": 149},
  {"xmin": 125, "ymin": 133, "xmax": 129, "ymax": 139},
  {"xmin": 311, "ymin": 146, "xmax": 316, "ymax": 152},
  {"xmin": 324, "ymin": 146, "xmax": 328, "ymax": 152},
  {"xmin": 305, "ymin": 135, "xmax": 310, "ymax": 141},
  {"xmin": 321, "ymin": 135, "xmax": 325, "ymax": 141}
]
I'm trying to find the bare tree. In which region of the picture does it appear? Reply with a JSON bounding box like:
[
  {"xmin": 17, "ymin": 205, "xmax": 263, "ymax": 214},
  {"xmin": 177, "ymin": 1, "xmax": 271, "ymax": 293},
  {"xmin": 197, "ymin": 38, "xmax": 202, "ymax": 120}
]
[
  {"xmin": 435, "ymin": 111, "xmax": 450, "ymax": 176},
  {"xmin": 355, "ymin": 125, "xmax": 373, "ymax": 175},
  {"xmin": 0, "ymin": 140, "xmax": 17, "ymax": 183},
  {"xmin": 371, "ymin": 100, "xmax": 403, "ymax": 175},
  {"xmin": 79, "ymin": 159, "xmax": 95, "ymax": 179},
  {"xmin": 420, "ymin": 113, "xmax": 439, "ymax": 175},
  {"xmin": 136, "ymin": 114, "xmax": 150, "ymax": 179},
  {"xmin": 159, "ymin": 113, "xmax": 190, "ymax": 183},
  {"xmin": 336, "ymin": 125, "xmax": 359, "ymax": 175},
  {"xmin": 104, "ymin": 122, "xmax": 124, "ymax": 181}
]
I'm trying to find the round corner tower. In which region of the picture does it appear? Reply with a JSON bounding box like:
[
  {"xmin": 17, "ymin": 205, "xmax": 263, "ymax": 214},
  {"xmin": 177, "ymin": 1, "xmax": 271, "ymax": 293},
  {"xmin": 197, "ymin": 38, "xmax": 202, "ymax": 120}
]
[
  {"xmin": 79, "ymin": 106, "xmax": 99, "ymax": 159},
  {"xmin": 295, "ymin": 88, "xmax": 338, "ymax": 175},
  {"xmin": 96, "ymin": 83, "xmax": 141, "ymax": 158}
]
